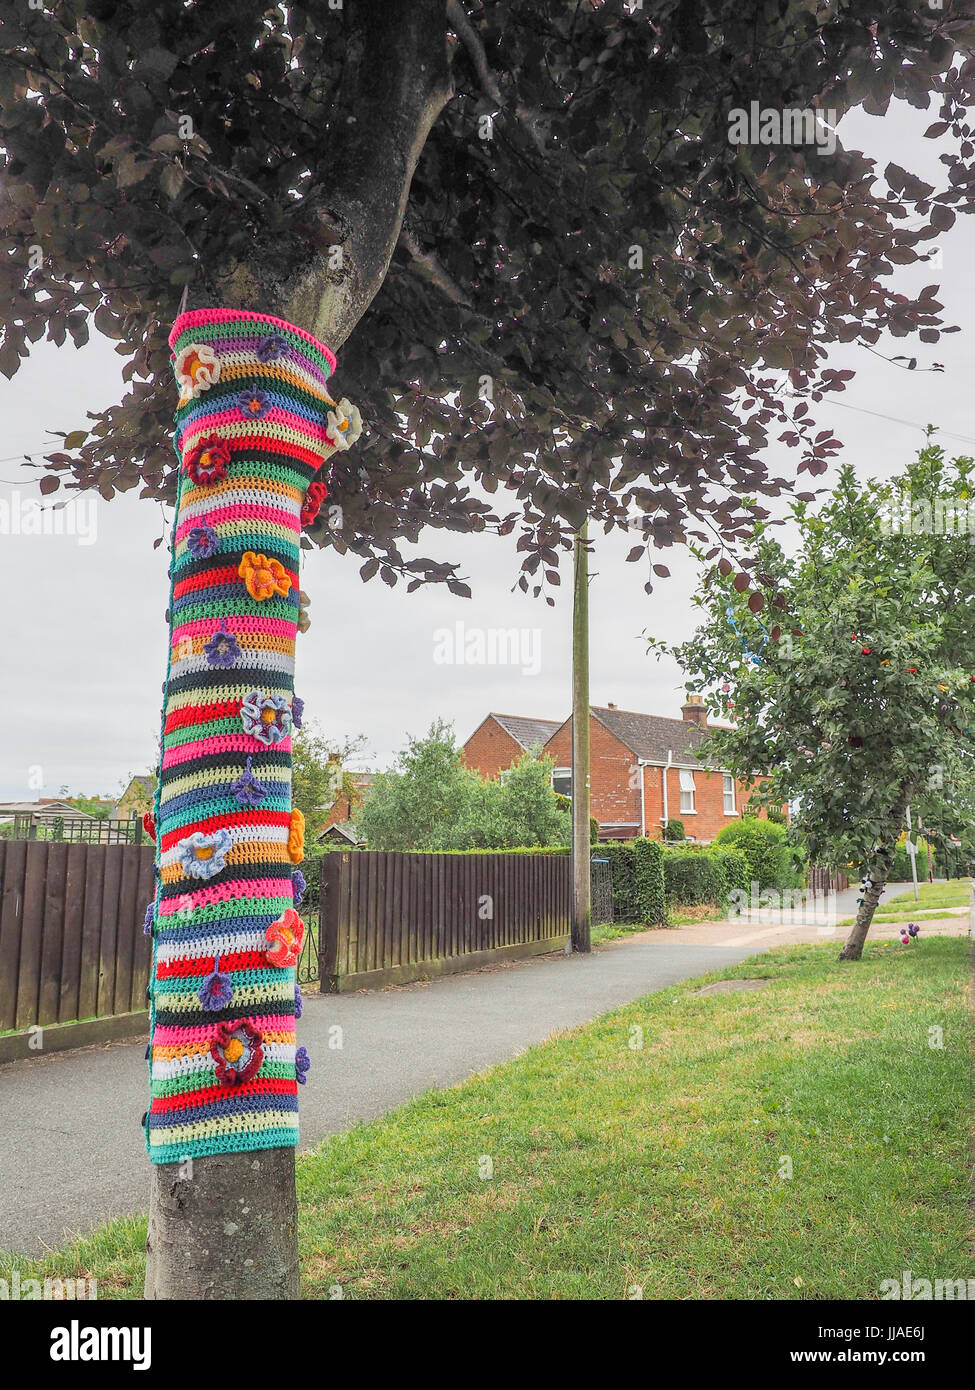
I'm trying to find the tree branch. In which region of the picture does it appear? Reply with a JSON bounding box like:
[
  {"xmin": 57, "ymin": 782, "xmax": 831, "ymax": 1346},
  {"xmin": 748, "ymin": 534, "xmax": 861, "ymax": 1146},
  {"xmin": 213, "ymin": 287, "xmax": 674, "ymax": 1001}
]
[
  {"xmin": 446, "ymin": 0, "xmax": 550, "ymax": 157},
  {"xmin": 398, "ymin": 224, "xmax": 472, "ymax": 307}
]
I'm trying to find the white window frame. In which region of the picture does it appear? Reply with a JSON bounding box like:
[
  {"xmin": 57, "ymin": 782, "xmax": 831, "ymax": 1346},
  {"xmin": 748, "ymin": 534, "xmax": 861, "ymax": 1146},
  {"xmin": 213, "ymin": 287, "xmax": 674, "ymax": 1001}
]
[
  {"xmin": 723, "ymin": 774, "xmax": 736, "ymax": 816},
  {"xmin": 679, "ymin": 768, "xmax": 696, "ymax": 813},
  {"xmin": 551, "ymin": 766, "xmax": 572, "ymax": 799}
]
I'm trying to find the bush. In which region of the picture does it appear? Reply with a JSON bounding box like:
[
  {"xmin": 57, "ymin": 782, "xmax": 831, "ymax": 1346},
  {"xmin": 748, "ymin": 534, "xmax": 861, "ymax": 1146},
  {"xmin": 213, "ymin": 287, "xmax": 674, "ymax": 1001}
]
[
  {"xmin": 891, "ymin": 841, "xmax": 930, "ymax": 883},
  {"xmin": 604, "ymin": 838, "xmax": 665, "ymax": 924},
  {"xmin": 662, "ymin": 845, "xmax": 751, "ymax": 909},
  {"xmin": 713, "ymin": 815, "xmax": 791, "ymax": 891},
  {"xmin": 665, "ymin": 818, "xmax": 686, "ymax": 841}
]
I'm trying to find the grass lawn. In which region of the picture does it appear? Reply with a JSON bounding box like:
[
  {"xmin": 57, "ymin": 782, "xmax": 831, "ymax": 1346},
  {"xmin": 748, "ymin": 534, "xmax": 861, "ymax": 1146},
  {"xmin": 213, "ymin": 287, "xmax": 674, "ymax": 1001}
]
[
  {"xmin": 2, "ymin": 938, "xmax": 971, "ymax": 1300},
  {"xmin": 835, "ymin": 877, "xmax": 970, "ymax": 929}
]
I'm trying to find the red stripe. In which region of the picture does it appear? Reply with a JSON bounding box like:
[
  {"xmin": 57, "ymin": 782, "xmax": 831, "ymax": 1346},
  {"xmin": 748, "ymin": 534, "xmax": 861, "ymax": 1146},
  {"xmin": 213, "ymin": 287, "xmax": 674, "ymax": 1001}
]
[
  {"xmin": 156, "ymin": 949, "xmax": 270, "ymax": 980},
  {"xmin": 172, "ymin": 562, "xmax": 299, "ymax": 600},
  {"xmin": 164, "ymin": 698, "xmax": 241, "ymax": 734},
  {"xmin": 152, "ymin": 1076, "xmax": 297, "ymax": 1113},
  {"xmin": 160, "ymin": 808, "xmax": 291, "ymax": 853}
]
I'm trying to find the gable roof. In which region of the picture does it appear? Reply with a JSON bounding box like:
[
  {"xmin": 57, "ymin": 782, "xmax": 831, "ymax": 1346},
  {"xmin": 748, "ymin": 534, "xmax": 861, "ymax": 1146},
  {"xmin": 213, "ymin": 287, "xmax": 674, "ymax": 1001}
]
[
  {"xmin": 490, "ymin": 713, "xmax": 563, "ymax": 752},
  {"xmin": 589, "ymin": 706, "xmax": 720, "ymax": 768}
]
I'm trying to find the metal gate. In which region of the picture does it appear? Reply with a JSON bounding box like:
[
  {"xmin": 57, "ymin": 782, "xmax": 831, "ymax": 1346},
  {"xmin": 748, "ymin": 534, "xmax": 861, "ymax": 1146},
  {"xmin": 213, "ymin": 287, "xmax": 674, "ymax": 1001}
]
[{"xmin": 591, "ymin": 857, "xmax": 614, "ymax": 925}]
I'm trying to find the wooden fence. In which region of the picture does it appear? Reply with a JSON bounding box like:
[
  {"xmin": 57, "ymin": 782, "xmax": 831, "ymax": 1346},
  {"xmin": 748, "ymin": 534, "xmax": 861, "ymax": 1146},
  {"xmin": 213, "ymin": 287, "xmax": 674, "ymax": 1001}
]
[
  {"xmin": 320, "ymin": 850, "xmax": 572, "ymax": 991},
  {"xmin": 808, "ymin": 866, "xmax": 850, "ymax": 896},
  {"xmin": 0, "ymin": 839, "xmax": 154, "ymax": 1036}
]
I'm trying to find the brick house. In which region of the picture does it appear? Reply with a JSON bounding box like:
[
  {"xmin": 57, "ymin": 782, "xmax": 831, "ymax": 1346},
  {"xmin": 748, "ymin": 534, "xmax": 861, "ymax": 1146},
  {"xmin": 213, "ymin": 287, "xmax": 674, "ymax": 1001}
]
[
  {"xmin": 317, "ymin": 771, "xmax": 376, "ymax": 839},
  {"xmin": 461, "ymin": 699, "xmax": 783, "ymax": 842}
]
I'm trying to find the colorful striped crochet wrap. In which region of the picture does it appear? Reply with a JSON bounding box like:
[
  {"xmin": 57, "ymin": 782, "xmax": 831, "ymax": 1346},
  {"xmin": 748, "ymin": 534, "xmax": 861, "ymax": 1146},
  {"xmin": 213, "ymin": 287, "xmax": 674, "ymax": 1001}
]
[{"xmin": 144, "ymin": 306, "xmax": 360, "ymax": 1164}]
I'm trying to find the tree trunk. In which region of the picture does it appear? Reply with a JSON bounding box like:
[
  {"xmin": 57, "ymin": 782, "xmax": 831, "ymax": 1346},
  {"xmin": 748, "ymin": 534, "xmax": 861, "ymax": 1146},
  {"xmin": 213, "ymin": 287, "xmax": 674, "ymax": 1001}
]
[
  {"xmin": 838, "ymin": 847, "xmax": 892, "ymax": 961},
  {"xmin": 143, "ymin": 307, "xmax": 352, "ymax": 1297},
  {"xmin": 571, "ymin": 523, "xmax": 591, "ymax": 953},
  {"xmin": 146, "ymin": 1150, "xmax": 298, "ymax": 1299},
  {"xmin": 838, "ymin": 783, "xmax": 912, "ymax": 960}
]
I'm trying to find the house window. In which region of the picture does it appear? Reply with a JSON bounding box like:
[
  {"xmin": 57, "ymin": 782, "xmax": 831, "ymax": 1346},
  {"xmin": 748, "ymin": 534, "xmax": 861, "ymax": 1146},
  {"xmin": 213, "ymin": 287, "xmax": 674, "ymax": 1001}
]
[
  {"xmin": 679, "ymin": 769, "xmax": 696, "ymax": 813},
  {"xmin": 552, "ymin": 767, "xmax": 572, "ymax": 799},
  {"xmin": 723, "ymin": 774, "xmax": 736, "ymax": 816}
]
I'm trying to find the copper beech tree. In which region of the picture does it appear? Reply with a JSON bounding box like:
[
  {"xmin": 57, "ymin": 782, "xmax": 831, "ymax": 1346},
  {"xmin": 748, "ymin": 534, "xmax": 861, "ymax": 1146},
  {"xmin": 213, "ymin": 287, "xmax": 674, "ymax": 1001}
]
[{"xmin": 4, "ymin": 0, "xmax": 975, "ymax": 1297}]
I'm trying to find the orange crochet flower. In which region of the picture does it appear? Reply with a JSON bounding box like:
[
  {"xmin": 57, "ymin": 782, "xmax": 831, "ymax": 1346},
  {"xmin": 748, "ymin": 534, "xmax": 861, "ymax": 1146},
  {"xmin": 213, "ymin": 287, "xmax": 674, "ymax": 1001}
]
[
  {"xmin": 263, "ymin": 907, "xmax": 306, "ymax": 968},
  {"xmin": 287, "ymin": 808, "xmax": 305, "ymax": 864},
  {"xmin": 239, "ymin": 551, "xmax": 291, "ymax": 602}
]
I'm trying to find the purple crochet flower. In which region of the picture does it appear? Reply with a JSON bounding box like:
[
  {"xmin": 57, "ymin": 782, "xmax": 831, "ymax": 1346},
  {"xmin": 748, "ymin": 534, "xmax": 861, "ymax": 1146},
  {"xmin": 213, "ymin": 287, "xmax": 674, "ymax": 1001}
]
[
  {"xmin": 231, "ymin": 755, "xmax": 269, "ymax": 808},
  {"xmin": 292, "ymin": 869, "xmax": 306, "ymax": 902},
  {"xmin": 291, "ymin": 695, "xmax": 304, "ymax": 730},
  {"xmin": 187, "ymin": 519, "xmax": 220, "ymax": 559},
  {"xmin": 143, "ymin": 902, "xmax": 154, "ymax": 935},
  {"xmin": 204, "ymin": 620, "xmax": 240, "ymax": 669},
  {"xmin": 241, "ymin": 690, "xmax": 292, "ymax": 746},
  {"xmin": 294, "ymin": 984, "xmax": 303, "ymax": 1020},
  {"xmin": 237, "ymin": 387, "xmax": 271, "ymax": 420},
  {"xmin": 198, "ymin": 959, "xmax": 234, "ymax": 1012},
  {"xmin": 256, "ymin": 333, "xmax": 288, "ymax": 363},
  {"xmin": 295, "ymin": 1045, "xmax": 311, "ymax": 1085}
]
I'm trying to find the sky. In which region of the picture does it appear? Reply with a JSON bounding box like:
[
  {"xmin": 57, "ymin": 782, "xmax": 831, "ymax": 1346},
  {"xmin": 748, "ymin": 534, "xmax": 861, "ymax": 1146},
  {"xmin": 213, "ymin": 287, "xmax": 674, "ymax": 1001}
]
[{"xmin": 2, "ymin": 101, "xmax": 974, "ymax": 802}]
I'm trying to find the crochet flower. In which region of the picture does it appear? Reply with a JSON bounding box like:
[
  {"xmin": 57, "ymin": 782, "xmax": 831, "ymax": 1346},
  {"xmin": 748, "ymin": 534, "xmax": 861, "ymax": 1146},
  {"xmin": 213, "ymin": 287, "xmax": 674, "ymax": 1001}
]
[
  {"xmin": 177, "ymin": 828, "xmax": 233, "ymax": 880},
  {"xmin": 297, "ymin": 589, "xmax": 311, "ymax": 633},
  {"xmin": 236, "ymin": 387, "xmax": 270, "ymax": 421},
  {"xmin": 264, "ymin": 907, "xmax": 306, "ymax": 968},
  {"xmin": 239, "ymin": 550, "xmax": 291, "ymax": 602},
  {"xmin": 325, "ymin": 397, "xmax": 362, "ymax": 452},
  {"xmin": 292, "ymin": 869, "xmax": 307, "ymax": 901},
  {"xmin": 143, "ymin": 902, "xmax": 154, "ymax": 936},
  {"xmin": 204, "ymin": 620, "xmax": 240, "ymax": 669},
  {"xmin": 287, "ymin": 808, "xmax": 305, "ymax": 864},
  {"xmin": 241, "ymin": 691, "xmax": 292, "ymax": 746},
  {"xmin": 256, "ymin": 333, "xmax": 288, "ymax": 363},
  {"xmin": 295, "ymin": 1046, "xmax": 311, "ymax": 1085},
  {"xmin": 187, "ymin": 519, "xmax": 220, "ymax": 559},
  {"xmin": 294, "ymin": 984, "xmax": 303, "ymax": 1020},
  {"xmin": 300, "ymin": 480, "xmax": 328, "ymax": 528},
  {"xmin": 198, "ymin": 958, "xmax": 234, "ymax": 1012},
  {"xmin": 291, "ymin": 695, "xmax": 304, "ymax": 730},
  {"xmin": 183, "ymin": 435, "xmax": 231, "ymax": 487},
  {"xmin": 231, "ymin": 755, "xmax": 269, "ymax": 807},
  {"xmin": 210, "ymin": 1019, "xmax": 263, "ymax": 1085},
  {"xmin": 175, "ymin": 342, "xmax": 221, "ymax": 403},
  {"xmin": 142, "ymin": 811, "xmax": 156, "ymax": 842}
]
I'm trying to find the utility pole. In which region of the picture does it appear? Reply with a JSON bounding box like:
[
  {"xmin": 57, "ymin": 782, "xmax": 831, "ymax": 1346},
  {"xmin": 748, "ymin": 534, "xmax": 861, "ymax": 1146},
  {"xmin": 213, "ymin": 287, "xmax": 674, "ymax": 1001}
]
[{"xmin": 571, "ymin": 521, "xmax": 591, "ymax": 952}]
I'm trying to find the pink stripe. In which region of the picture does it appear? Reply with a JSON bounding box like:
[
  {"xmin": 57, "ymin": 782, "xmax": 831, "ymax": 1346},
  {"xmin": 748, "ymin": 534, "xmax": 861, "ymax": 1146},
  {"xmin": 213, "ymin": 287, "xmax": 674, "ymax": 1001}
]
[
  {"xmin": 175, "ymin": 501, "xmax": 300, "ymax": 545},
  {"xmin": 157, "ymin": 878, "xmax": 293, "ymax": 915},
  {"xmin": 162, "ymin": 734, "xmax": 293, "ymax": 768},
  {"xmin": 176, "ymin": 406, "xmax": 331, "ymax": 455},
  {"xmin": 152, "ymin": 1015, "xmax": 296, "ymax": 1047},
  {"xmin": 170, "ymin": 307, "xmax": 336, "ymax": 371},
  {"xmin": 171, "ymin": 615, "xmax": 297, "ymax": 645}
]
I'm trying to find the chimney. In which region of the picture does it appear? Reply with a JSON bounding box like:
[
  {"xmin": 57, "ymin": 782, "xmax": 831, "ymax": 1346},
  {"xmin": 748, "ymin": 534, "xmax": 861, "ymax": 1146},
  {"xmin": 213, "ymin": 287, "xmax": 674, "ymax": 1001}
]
[
  {"xmin": 607, "ymin": 702, "xmax": 617, "ymax": 710},
  {"xmin": 681, "ymin": 694, "xmax": 707, "ymax": 727}
]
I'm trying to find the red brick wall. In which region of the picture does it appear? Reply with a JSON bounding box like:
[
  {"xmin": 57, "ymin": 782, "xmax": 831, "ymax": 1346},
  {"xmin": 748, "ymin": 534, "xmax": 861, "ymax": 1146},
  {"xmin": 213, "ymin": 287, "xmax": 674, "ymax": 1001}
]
[
  {"xmin": 543, "ymin": 718, "xmax": 643, "ymax": 836},
  {"xmin": 643, "ymin": 766, "xmax": 784, "ymax": 841},
  {"xmin": 461, "ymin": 717, "xmax": 527, "ymax": 780}
]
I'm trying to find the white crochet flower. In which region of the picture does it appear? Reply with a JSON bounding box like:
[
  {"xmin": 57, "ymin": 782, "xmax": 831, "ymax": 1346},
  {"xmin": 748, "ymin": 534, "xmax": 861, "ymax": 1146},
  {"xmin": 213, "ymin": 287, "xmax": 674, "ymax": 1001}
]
[
  {"xmin": 326, "ymin": 398, "xmax": 362, "ymax": 451},
  {"xmin": 175, "ymin": 342, "xmax": 221, "ymax": 403}
]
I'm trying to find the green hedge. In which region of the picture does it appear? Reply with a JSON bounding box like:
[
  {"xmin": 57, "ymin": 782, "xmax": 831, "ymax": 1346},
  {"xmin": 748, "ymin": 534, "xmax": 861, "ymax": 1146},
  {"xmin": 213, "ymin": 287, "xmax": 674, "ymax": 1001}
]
[
  {"xmin": 661, "ymin": 845, "xmax": 750, "ymax": 908},
  {"xmin": 891, "ymin": 843, "xmax": 930, "ymax": 882},
  {"xmin": 713, "ymin": 816, "xmax": 791, "ymax": 891},
  {"xmin": 603, "ymin": 838, "xmax": 666, "ymax": 924}
]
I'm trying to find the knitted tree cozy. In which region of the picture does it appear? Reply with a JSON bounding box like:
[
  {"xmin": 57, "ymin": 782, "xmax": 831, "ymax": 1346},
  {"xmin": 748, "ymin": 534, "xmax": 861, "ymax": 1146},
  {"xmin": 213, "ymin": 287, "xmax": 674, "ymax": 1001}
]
[{"xmin": 144, "ymin": 307, "xmax": 360, "ymax": 1165}]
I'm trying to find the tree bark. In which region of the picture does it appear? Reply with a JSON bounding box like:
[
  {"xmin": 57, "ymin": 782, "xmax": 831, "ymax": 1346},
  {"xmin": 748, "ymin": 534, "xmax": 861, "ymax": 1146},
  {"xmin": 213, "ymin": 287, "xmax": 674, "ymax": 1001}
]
[
  {"xmin": 146, "ymin": 1150, "xmax": 298, "ymax": 1299},
  {"xmin": 838, "ymin": 783, "xmax": 913, "ymax": 961}
]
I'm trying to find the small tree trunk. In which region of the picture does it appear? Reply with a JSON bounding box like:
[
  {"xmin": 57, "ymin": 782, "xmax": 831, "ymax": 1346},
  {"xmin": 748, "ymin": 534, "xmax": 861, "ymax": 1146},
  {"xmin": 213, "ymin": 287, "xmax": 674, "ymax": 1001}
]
[
  {"xmin": 838, "ymin": 852, "xmax": 890, "ymax": 961},
  {"xmin": 145, "ymin": 1150, "xmax": 298, "ymax": 1299}
]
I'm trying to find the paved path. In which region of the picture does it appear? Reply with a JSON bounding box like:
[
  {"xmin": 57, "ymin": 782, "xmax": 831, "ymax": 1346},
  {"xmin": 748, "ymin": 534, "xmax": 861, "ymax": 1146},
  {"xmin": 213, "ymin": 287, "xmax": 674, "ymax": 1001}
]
[
  {"xmin": 1, "ymin": 937, "xmax": 758, "ymax": 1256},
  {"xmin": 1, "ymin": 879, "xmax": 965, "ymax": 1257}
]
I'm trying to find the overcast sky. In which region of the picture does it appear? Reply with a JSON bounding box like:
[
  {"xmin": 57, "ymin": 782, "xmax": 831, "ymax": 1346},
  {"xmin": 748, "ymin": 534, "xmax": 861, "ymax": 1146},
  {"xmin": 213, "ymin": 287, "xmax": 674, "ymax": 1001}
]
[{"xmin": 2, "ymin": 102, "xmax": 974, "ymax": 802}]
